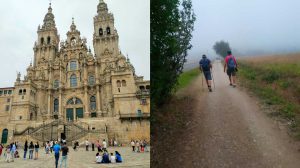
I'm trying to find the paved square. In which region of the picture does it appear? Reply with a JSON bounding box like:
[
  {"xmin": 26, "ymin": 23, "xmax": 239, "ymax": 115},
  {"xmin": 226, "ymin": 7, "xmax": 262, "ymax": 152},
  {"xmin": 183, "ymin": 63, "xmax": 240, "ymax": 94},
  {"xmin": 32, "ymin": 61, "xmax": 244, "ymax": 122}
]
[{"xmin": 0, "ymin": 147, "xmax": 150, "ymax": 168}]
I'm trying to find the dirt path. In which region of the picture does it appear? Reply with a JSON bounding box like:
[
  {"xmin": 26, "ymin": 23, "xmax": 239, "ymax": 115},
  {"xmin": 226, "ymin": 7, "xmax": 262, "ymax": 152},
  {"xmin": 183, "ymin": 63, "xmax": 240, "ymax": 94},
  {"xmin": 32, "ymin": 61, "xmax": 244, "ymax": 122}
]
[{"xmin": 174, "ymin": 61, "xmax": 300, "ymax": 168}]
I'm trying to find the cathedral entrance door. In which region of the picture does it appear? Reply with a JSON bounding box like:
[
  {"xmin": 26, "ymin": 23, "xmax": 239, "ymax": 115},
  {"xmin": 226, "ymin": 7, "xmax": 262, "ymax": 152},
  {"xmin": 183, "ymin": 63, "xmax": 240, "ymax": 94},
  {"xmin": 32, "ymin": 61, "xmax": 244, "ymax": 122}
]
[
  {"xmin": 66, "ymin": 108, "xmax": 74, "ymax": 121},
  {"xmin": 66, "ymin": 97, "xmax": 84, "ymax": 121},
  {"xmin": 76, "ymin": 108, "xmax": 84, "ymax": 119}
]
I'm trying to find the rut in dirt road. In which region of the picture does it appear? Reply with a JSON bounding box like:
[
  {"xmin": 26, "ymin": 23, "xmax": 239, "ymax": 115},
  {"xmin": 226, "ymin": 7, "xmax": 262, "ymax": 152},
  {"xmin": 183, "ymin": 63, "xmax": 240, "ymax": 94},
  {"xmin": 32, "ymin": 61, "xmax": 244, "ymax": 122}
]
[{"xmin": 176, "ymin": 60, "xmax": 300, "ymax": 168}]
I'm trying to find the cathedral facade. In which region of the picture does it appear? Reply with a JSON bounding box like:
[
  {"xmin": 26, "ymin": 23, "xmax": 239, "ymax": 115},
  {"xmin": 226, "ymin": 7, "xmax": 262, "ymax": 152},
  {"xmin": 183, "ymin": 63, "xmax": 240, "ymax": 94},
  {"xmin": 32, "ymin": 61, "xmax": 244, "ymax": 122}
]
[{"xmin": 0, "ymin": 1, "xmax": 150, "ymax": 144}]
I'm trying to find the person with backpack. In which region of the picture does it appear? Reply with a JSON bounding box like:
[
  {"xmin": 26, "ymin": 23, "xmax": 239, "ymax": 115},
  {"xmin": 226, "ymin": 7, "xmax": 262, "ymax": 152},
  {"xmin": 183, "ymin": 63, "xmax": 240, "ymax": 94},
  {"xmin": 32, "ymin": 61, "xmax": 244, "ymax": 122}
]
[
  {"xmin": 224, "ymin": 51, "xmax": 238, "ymax": 87},
  {"xmin": 199, "ymin": 54, "xmax": 213, "ymax": 92}
]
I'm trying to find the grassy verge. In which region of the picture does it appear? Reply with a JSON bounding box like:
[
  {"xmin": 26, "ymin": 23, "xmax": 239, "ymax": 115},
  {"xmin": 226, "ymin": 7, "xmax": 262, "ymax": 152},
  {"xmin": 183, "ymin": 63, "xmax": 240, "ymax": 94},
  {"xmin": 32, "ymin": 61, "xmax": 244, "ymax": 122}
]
[
  {"xmin": 238, "ymin": 55, "xmax": 300, "ymax": 139},
  {"xmin": 177, "ymin": 68, "xmax": 200, "ymax": 90}
]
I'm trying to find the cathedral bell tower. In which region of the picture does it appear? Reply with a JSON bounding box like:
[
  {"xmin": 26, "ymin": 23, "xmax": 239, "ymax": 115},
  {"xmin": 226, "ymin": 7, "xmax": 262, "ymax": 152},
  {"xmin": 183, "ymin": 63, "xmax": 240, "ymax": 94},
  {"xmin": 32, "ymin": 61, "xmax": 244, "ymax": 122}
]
[
  {"xmin": 93, "ymin": 0, "xmax": 119, "ymax": 58},
  {"xmin": 33, "ymin": 3, "xmax": 59, "ymax": 67}
]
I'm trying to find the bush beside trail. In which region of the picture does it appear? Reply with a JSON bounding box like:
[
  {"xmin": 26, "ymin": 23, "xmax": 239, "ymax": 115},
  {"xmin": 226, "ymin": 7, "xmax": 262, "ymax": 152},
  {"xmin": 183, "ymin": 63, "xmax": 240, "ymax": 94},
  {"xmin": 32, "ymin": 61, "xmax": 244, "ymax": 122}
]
[
  {"xmin": 238, "ymin": 54, "xmax": 300, "ymax": 139},
  {"xmin": 177, "ymin": 68, "xmax": 200, "ymax": 90}
]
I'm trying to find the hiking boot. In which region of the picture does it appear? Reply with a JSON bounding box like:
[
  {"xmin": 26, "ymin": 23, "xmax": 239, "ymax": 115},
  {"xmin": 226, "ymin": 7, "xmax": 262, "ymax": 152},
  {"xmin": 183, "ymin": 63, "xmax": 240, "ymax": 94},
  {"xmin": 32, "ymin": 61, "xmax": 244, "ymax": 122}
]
[
  {"xmin": 208, "ymin": 86, "xmax": 212, "ymax": 92},
  {"xmin": 232, "ymin": 84, "xmax": 236, "ymax": 88},
  {"xmin": 229, "ymin": 83, "xmax": 232, "ymax": 86}
]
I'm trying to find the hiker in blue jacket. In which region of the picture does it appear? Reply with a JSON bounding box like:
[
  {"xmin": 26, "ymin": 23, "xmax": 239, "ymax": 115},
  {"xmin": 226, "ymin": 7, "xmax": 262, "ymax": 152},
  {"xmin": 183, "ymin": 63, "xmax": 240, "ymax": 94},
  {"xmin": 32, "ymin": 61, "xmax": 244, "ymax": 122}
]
[{"xmin": 199, "ymin": 54, "xmax": 213, "ymax": 92}]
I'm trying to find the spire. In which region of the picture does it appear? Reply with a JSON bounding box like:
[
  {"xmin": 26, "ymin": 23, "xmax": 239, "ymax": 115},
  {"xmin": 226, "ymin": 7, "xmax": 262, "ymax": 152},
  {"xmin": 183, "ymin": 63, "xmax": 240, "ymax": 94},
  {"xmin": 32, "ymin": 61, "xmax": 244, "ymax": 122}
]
[
  {"xmin": 42, "ymin": 2, "xmax": 56, "ymax": 30},
  {"xmin": 126, "ymin": 54, "xmax": 130, "ymax": 62},
  {"xmin": 48, "ymin": 3, "xmax": 52, "ymax": 13},
  {"xmin": 70, "ymin": 17, "xmax": 77, "ymax": 31},
  {"xmin": 97, "ymin": 0, "xmax": 108, "ymax": 14}
]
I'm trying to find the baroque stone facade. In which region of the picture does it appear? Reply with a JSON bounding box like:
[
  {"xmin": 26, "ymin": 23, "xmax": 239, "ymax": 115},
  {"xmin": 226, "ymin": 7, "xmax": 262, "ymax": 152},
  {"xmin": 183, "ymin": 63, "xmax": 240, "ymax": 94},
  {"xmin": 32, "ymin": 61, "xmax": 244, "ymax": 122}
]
[{"xmin": 0, "ymin": 0, "xmax": 150, "ymax": 144}]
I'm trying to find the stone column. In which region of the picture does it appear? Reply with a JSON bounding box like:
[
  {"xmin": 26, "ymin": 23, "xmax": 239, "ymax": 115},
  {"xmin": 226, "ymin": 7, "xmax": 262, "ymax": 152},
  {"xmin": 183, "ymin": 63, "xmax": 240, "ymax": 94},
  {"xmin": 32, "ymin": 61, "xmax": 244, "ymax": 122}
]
[
  {"xmin": 59, "ymin": 64, "xmax": 63, "ymax": 119},
  {"xmin": 96, "ymin": 85, "xmax": 101, "ymax": 117},
  {"xmin": 83, "ymin": 61, "xmax": 88, "ymax": 85},
  {"xmin": 59, "ymin": 90, "xmax": 62, "ymax": 119},
  {"xmin": 95, "ymin": 62, "xmax": 100, "ymax": 84},
  {"xmin": 47, "ymin": 91, "xmax": 51, "ymax": 119},
  {"xmin": 84, "ymin": 86, "xmax": 89, "ymax": 118}
]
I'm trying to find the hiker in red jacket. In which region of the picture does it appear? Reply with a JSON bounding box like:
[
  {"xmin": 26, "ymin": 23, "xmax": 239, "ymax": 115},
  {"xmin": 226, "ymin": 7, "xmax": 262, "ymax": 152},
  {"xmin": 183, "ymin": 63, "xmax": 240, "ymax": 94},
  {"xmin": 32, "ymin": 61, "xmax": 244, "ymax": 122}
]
[{"xmin": 224, "ymin": 51, "xmax": 238, "ymax": 87}]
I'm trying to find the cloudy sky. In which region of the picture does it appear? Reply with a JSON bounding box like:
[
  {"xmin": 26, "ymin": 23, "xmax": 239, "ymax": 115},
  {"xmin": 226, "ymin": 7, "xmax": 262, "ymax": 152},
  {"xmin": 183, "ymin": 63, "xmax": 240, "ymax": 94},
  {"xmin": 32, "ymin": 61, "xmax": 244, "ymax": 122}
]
[
  {"xmin": 0, "ymin": 0, "xmax": 149, "ymax": 88},
  {"xmin": 188, "ymin": 0, "xmax": 300, "ymax": 61}
]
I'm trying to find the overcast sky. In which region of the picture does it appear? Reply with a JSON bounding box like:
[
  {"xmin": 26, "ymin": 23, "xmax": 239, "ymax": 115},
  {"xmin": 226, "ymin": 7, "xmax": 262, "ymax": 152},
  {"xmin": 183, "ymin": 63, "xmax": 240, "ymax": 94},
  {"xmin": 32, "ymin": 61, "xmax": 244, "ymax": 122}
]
[
  {"xmin": 0, "ymin": 0, "xmax": 149, "ymax": 88},
  {"xmin": 188, "ymin": 0, "xmax": 300, "ymax": 61}
]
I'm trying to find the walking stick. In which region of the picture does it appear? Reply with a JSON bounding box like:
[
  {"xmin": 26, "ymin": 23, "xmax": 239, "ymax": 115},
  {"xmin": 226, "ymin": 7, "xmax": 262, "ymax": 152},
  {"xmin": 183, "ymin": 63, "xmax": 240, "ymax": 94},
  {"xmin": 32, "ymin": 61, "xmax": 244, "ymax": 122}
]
[
  {"xmin": 201, "ymin": 70, "xmax": 204, "ymax": 92},
  {"xmin": 211, "ymin": 69, "xmax": 216, "ymax": 90}
]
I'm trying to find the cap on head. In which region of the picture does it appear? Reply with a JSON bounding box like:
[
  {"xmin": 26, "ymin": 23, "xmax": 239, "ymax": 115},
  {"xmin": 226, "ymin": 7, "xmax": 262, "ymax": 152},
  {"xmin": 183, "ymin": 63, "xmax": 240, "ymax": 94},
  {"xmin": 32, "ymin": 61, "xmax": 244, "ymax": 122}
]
[
  {"xmin": 202, "ymin": 54, "xmax": 206, "ymax": 58},
  {"xmin": 227, "ymin": 51, "xmax": 232, "ymax": 55}
]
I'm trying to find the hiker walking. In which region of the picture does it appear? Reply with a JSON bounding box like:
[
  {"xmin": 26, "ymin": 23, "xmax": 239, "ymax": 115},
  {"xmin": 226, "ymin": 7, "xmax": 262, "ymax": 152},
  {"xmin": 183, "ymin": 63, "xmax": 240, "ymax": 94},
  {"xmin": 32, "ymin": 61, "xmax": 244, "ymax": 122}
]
[
  {"xmin": 199, "ymin": 54, "xmax": 213, "ymax": 92},
  {"xmin": 224, "ymin": 51, "xmax": 238, "ymax": 87}
]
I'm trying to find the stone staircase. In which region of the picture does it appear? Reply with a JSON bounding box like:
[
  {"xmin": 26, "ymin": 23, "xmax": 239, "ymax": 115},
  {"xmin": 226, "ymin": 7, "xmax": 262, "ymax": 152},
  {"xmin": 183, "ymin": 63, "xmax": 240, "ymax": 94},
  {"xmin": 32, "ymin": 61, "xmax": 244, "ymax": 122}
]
[{"xmin": 14, "ymin": 119, "xmax": 93, "ymax": 142}]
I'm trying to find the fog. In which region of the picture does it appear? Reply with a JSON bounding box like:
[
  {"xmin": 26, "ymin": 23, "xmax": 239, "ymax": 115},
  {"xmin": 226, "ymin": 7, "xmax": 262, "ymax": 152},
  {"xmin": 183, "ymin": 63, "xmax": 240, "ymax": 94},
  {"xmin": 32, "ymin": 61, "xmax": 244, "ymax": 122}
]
[{"xmin": 187, "ymin": 0, "xmax": 300, "ymax": 63}]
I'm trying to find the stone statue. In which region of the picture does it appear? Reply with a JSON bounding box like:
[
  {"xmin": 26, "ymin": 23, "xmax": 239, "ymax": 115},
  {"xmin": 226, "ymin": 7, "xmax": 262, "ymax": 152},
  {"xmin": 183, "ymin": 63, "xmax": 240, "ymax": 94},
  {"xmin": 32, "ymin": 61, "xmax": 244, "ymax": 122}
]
[{"xmin": 16, "ymin": 72, "xmax": 21, "ymax": 81}]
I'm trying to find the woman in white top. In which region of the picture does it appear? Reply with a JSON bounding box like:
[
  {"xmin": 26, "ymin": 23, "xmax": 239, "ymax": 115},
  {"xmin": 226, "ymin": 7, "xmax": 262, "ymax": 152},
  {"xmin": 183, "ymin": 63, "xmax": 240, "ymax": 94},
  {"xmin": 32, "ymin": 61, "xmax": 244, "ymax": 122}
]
[
  {"xmin": 95, "ymin": 153, "xmax": 102, "ymax": 164},
  {"xmin": 110, "ymin": 153, "xmax": 116, "ymax": 163}
]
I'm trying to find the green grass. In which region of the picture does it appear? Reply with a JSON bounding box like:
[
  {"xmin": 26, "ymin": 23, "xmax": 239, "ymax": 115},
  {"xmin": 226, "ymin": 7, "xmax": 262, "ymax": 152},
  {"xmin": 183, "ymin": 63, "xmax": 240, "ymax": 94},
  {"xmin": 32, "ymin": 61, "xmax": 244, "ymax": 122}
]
[
  {"xmin": 238, "ymin": 59, "xmax": 300, "ymax": 138},
  {"xmin": 177, "ymin": 68, "xmax": 200, "ymax": 90}
]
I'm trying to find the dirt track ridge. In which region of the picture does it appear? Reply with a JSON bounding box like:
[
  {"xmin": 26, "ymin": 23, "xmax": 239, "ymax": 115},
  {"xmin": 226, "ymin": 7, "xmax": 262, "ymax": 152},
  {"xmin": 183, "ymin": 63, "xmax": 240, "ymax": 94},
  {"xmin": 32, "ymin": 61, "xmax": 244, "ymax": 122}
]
[{"xmin": 175, "ymin": 60, "xmax": 300, "ymax": 168}]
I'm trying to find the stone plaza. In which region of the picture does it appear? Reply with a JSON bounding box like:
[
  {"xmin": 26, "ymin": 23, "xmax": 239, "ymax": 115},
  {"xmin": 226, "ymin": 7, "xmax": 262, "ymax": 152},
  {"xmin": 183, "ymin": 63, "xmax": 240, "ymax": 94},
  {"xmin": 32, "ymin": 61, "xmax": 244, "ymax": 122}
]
[{"xmin": 0, "ymin": 146, "xmax": 150, "ymax": 168}]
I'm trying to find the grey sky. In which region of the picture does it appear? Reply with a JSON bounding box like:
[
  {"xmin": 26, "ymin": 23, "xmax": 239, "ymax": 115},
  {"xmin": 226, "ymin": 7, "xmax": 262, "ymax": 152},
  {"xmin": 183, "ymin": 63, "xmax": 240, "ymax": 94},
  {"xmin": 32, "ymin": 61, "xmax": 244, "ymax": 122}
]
[
  {"xmin": 0, "ymin": 0, "xmax": 149, "ymax": 88},
  {"xmin": 188, "ymin": 0, "xmax": 300, "ymax": 61}
]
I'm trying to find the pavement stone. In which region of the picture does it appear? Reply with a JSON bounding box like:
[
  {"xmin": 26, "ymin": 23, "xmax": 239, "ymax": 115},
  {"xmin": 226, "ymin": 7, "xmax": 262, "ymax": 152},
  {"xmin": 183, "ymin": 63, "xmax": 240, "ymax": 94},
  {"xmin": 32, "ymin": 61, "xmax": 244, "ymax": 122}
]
[{"xmin": 0, "ymin": 147, "xmax": 150, "ymax": 168}]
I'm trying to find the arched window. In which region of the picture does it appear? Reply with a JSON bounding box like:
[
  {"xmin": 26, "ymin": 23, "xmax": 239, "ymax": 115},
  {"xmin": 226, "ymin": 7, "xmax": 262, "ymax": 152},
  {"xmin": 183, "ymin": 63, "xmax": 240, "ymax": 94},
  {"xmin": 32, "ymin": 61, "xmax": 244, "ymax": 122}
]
[
  {"xmin": 19, "ymin": 89, "xmax": 22, "ymax": 95},
  {"xmin": 47, "ymin": 36, "xmax": 51, "ymax": 44},
  {"xmin": 23, "ymin": 89, "xmax": 26, "ymax": 95},
  {"xmin": 64, "ymin": 54, "xmax": 68, "ymax": 60},
  {"xmin": 122, "ymin": 80, "xmax": 126, "ymax": 87},
  {"xmin": 1, "ymin": 129, "xmax": 8, "ymax": 144},
  {"xmin": 54, "ymin": 98, "xmax": 59, "ymax": 112},
  {"xmin": 106, "ymin": 27, "xmax": 111, "ymax": 35},
  {"xmin": 117, "ymin": 80, "xmax": 121, "ymax": 87},
  {"xmin": 139, "ymin": 86, "xmax": 145, "ymax": 91},
  {"xmin": 53, "ymin": 80, "xmax": 59, "ymax": 88},
  {"xmin": 88, "ymin": 75, "xmax": 95, "ymax": 86},
  {"xmin": 146, "ymin": 85, "xmax": 150, "ymax": 90},
  {"xmin": 99, "ymin": 28, "xmax": 103, "ymax": 36},
  {"xmin": 70, "ymin": 74, "xmax": 77, "ymax": 87},
  {"xmin": 70, "ymin": 61, "xmax": 77, "ymax": 70},
  {"xmin": 41, "ymin": 37, "xmax": 44, "ymax": 45},
  {"xmin": 67, "ymin": 97, "xmax": 82, "ymax": 105},
  {"xmin": 67, "ymin": 99, "xmax": 74, "ymax": 105},
  {"xmin": 90, "ymin": 96, "xmax": 96, "ymax": 111},
  {"xmin": 75, "ymin": 98, "xmax": 82, "ymax": 104}
]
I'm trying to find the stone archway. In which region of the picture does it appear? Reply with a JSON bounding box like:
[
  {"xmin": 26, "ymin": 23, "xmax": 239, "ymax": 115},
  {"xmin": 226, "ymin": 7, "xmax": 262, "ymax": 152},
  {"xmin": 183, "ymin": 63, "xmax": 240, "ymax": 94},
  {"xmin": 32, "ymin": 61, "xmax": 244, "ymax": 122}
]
[
  {"xmin": 1, "ymin": 129, "xmax": 8, "ymax": 144},
  {"xmin": 65, "ymin": 97, "xmax": 84, "ymax": 121}
]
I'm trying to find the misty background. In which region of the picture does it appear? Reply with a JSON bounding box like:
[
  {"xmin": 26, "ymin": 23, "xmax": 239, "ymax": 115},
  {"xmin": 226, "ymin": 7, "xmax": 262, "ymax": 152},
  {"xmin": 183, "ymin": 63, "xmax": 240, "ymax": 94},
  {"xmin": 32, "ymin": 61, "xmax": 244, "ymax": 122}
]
[
  {"xmin": 186, "ymin": 0, "xmax": 300, "ymax": 68},
  {"xmin": 0, "ymin": 0, "xmax": 149, "ymax": 88}
]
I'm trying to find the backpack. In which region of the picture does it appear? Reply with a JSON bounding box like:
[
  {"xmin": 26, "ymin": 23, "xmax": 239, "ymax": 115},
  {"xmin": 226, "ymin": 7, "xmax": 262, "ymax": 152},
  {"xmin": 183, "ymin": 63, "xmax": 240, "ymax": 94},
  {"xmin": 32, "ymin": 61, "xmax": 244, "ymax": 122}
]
[
  {"xmin": 200, "ymin": 58, "xmax": 210, "ymax": 71},
  {"xmin": 227, "ymin": 56, "xmax": 236, "ymax": 69}
]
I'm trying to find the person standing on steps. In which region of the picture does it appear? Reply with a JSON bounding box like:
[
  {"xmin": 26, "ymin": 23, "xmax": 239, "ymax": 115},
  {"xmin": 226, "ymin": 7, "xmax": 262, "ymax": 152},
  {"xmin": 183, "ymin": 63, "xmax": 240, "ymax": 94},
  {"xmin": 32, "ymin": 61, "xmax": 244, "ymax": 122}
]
[
  {"xmin": 199, "ymin": 54, "xmax": 213, "ymax": 92},
  {"xmin": 224, "ymin": 51, "xmax": 238, "ymax": 87}
]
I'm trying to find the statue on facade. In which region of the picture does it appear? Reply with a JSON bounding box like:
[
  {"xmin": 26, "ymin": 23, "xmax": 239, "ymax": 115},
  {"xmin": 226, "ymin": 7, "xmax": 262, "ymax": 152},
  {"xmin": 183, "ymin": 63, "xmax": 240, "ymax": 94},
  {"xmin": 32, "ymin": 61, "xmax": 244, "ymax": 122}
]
[{"xmin": 16, "ymin": 72, "xmax": 21, "ymax": 82}]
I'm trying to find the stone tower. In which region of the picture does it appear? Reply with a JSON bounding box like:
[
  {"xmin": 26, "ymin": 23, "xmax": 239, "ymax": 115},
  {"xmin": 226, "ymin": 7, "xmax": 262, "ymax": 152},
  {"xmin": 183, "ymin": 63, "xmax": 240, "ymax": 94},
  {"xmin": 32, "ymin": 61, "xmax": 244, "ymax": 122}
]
[
  {"xmin": 33, "ymin": 3, "xmax": 60, "ymax": 67},
  {"xmin": 93, "ymin": 0, "xmax": 119, "ymax": 58}
]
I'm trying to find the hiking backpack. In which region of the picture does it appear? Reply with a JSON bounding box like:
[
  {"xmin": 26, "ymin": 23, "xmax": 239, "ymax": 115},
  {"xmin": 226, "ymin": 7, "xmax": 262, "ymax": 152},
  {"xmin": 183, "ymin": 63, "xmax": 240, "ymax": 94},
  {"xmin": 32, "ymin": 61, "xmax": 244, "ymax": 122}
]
[
  {"xmin": 200, "ymin": 58, "xmax": 210, "ymax": 71},
  {"xmin": 227, "ymin": 56, "xmax": 236, "ymax": 69}
]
